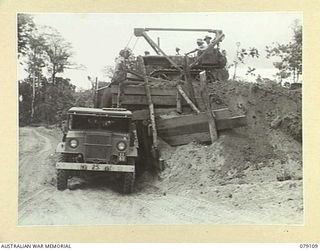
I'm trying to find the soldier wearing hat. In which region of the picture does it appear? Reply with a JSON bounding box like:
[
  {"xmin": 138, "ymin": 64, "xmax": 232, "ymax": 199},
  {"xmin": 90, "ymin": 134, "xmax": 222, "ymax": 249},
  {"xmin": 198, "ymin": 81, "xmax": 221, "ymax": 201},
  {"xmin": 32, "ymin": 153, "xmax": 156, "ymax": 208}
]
[
  {"xmin": 112, "ymin": 48, "xmax": 135, "ymax": 106},
  {"xmin": 204, "ymin": 35, "xmax": 212, "ymax": 45},
  {"xmin": 186, "ymin": 38, "xmax": 207, "ymax": 56},
  {"xmin": 175, "ymin": 47, "xmax": 181, "ymax": 55}
]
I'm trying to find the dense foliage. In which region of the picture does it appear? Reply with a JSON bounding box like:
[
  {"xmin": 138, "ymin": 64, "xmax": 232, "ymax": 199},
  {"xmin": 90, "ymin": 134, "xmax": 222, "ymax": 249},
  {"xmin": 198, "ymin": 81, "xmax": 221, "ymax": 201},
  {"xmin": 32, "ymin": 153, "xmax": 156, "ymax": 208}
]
[
  {"xmin": 18, "ymin": 14, "xmax": 92, "ymax": 126},
  {"xmin": 266, "ymin": 19, "xmax": 302, "ymax": 83}
]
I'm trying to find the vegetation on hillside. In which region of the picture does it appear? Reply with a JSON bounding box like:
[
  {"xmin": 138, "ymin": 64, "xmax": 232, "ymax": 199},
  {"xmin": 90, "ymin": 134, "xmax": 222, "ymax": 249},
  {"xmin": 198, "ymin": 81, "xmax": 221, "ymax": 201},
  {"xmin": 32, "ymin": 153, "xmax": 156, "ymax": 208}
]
[
  {"xmin": 266, "ymin": 19, "xmax": 302, "ymax": 83},
  {"xmin": 18, "ymin": 14, "xmax": 92, "ymax": 126}
]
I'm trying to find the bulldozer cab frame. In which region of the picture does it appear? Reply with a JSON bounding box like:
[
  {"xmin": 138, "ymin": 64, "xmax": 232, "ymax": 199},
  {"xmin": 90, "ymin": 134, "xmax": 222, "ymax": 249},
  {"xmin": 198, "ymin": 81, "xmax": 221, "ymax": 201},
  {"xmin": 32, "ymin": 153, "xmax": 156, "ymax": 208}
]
[{"xmin": 133, "ymin": 27, "xmax": 225, "ymax": 69}]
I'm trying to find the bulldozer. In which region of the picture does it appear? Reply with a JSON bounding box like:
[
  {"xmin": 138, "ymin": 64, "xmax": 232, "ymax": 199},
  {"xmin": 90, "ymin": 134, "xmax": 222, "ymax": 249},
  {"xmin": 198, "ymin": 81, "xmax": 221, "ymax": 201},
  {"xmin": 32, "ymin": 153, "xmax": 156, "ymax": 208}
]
[
  {"xmin": 96, "ymin": 27, "xmax": 229, "ymax": 109},
  {"xmin": 129, "ymin": 28, "xmax": 229, "ymax": 82},
  {"xmin": 94, "ymin": 28, "xmax": 246, "ymax": 172}
]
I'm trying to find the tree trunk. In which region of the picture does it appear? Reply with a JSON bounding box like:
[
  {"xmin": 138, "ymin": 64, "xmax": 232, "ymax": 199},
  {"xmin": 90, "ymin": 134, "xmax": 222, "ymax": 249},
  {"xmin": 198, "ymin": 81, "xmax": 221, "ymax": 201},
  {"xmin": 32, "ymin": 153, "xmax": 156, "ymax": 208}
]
[
  {"xmin": 31, "ymin": 71, "xmax": 35, "ymax": 120},
  {"xmin": 233, "ymin": 61, "xmax": 238, "ymax": 81},
  {"xmin": 52, "ymin": 65, "xmax": 56, "ymax": 85}
]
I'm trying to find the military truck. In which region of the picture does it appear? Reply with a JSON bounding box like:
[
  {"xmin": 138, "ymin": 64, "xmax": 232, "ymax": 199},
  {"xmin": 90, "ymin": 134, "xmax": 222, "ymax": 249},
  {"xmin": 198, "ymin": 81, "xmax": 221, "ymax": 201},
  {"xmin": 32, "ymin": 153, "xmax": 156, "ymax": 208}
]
[{"xmin": 56, "ymin": 107, "xmax": 138, "ymax": 194}]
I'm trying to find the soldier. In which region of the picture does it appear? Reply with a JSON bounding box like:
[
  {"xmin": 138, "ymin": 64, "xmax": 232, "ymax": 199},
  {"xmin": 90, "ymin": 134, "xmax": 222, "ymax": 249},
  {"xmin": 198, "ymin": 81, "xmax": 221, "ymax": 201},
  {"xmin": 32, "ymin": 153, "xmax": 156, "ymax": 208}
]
[
  {"xmin": 112, "ymin": 50, "xmax": 128, "ymax": 84},
  {"xmin": 98, "ymin": 49, "xmax": 131, "ymax": 109},
  {"xmin": 204, "ymin": 35, "xmax": 212, "ymax": 45},
  {"xmin": 186, "ymin": 39, "xmax": 207, "ymax": 56},
  {"xmin": 175, "ymin": 47, "xmax": 181, "ymax": 55},
  {"xmin": 111, "ymin": 48, "xmax": 135, "ymax": 107}
]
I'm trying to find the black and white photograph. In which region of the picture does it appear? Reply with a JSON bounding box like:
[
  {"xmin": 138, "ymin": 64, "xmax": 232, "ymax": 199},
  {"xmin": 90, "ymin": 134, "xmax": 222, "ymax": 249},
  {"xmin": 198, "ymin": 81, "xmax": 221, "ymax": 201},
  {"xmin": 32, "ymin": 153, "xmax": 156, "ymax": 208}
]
[{"xmin": 17, "ymin": 12, "xmax": 303, "ymax": 225}]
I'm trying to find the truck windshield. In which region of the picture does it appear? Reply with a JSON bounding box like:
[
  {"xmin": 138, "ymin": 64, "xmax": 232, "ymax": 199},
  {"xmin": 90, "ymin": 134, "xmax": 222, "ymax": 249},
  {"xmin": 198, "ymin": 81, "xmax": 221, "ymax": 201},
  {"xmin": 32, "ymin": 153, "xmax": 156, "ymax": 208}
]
[{"xmin": 70, "ymin": 115, "xmax": 130, "ymax": 133}]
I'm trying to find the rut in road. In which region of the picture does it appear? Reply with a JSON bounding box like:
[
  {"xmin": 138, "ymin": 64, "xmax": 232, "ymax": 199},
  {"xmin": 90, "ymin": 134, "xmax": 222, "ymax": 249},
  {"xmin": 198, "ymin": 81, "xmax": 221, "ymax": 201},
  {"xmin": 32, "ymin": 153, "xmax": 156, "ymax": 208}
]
[
  {"xmin": 18, "ymin": 127, "xmax": 303, "ymax": 225},
  {"xmin": 18, "ymin": 127, "xmax": 59, "ymax": 218}
]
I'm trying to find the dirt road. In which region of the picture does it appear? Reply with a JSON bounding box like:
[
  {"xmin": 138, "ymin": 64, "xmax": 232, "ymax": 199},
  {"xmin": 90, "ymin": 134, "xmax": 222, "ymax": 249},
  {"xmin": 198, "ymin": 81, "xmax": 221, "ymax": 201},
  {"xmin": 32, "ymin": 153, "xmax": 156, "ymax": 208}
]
[{"xmin": 18, "ymin": 127, "xmax": 303, "ymax": 225}]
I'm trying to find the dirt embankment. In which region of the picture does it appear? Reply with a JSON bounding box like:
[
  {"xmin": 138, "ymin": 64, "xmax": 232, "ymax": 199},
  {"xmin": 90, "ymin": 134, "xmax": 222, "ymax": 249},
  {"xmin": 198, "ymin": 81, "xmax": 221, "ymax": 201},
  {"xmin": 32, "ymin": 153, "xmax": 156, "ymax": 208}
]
[
  {"xmin": 18, "ymin": 80, "xmax": 303, "ymax": 225},
  {"xmin": 156, "ymin": 80, "xmax": 302, "ymax": 215}
]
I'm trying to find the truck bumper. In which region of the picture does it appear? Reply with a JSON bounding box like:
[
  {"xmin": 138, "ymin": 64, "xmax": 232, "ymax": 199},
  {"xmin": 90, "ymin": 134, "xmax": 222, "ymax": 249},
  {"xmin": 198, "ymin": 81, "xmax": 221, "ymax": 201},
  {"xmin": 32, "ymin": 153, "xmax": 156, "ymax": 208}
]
[{"xmin": 56, "ymin": 162, "xmax": 135, "ymax": 173}]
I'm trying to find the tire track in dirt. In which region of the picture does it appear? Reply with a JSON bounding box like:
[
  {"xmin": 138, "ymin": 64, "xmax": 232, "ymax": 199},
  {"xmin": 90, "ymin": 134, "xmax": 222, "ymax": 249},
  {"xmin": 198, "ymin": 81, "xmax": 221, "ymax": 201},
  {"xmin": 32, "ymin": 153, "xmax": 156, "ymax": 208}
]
[
  {"xmin": 132, "ymin": 193, "xmax": 266, "ymax": 224},
  {"xmin": 18, "ymin": 127, "xmax": 59, "ymax": 223},
  {"xmin": 18, "ymin": 126, "xmax": 303, "ymax": 225}
]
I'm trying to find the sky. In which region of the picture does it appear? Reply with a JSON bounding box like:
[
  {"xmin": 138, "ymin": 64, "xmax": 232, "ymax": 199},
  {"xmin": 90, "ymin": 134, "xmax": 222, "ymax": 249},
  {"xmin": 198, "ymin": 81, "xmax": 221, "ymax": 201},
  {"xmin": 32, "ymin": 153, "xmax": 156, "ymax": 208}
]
[{"xmin": 19, "ymin": 12, "xmax": 302, "ymax": 89}]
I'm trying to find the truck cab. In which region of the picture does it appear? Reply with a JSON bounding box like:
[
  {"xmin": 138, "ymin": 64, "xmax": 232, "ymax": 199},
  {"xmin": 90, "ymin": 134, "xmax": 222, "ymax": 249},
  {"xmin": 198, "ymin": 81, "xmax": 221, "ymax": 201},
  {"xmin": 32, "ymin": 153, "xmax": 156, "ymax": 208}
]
[{"xmin": 56, "ymin": 107, "xmax": 138, "ymax": 193}]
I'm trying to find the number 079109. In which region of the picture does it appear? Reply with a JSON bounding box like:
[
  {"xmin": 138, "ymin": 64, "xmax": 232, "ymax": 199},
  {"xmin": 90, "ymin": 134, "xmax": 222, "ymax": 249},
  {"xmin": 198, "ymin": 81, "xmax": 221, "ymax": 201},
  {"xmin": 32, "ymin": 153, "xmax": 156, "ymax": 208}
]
[{"xmin": 300, "ymin": 244, "xmax": 319, "ymax": 248}]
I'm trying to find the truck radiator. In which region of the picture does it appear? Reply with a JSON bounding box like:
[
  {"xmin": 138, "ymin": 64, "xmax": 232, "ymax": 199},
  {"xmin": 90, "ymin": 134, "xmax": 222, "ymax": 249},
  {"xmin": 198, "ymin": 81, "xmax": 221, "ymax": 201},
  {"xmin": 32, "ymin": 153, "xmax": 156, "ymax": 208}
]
[{"xmin": 85, "ymin": 134, "xmax": 112, "ymax": 162}]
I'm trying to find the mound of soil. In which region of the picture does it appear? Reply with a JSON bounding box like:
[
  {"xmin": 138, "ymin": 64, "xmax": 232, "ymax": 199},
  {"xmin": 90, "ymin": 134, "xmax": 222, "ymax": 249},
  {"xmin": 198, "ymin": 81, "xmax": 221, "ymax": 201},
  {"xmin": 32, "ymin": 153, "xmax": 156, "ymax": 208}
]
[{"xmin": 157, "ymin": 80, "xmax": 302, "ymax": 193}]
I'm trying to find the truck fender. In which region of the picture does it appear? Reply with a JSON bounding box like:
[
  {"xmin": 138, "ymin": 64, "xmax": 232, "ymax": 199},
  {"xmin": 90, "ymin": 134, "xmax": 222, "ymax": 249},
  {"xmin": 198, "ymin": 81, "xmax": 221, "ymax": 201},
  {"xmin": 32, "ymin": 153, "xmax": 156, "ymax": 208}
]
[{"xmin": 56, "ymin": 142, "xmax": 66, "ymax": 153}]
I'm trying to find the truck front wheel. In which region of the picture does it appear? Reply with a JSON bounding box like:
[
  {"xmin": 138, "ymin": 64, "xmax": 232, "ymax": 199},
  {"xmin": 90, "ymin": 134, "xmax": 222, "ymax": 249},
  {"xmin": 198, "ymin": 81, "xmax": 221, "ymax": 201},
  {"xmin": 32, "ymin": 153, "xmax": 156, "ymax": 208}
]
[
  {"xmin": 57, "ymin": 154, "xmax": 69, "ymax": 191},
  {"xmin": 57, "ymin": 169, "xmax": 68, "ymax": 191},
  {"xmin": 122, "ymin": 172, "xmax": 135, "ymax": 194}
]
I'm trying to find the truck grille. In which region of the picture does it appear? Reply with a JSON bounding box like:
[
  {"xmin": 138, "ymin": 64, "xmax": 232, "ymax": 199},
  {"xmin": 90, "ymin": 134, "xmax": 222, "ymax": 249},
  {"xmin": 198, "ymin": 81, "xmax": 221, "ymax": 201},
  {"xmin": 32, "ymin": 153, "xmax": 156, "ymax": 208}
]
[
  {"xmin": 86, "ymin": 134, "xmax": 110, "ymax": 144},
  {"xmin": 85, "ymin": 134, "xmax": 112, "ymax": 162}
]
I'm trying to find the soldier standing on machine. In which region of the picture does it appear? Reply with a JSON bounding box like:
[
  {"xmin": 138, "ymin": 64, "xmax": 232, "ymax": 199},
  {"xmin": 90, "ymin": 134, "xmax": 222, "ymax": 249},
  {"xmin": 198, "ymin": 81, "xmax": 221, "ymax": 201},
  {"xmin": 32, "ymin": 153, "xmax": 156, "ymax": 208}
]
[{"xmin": 111, "ymin": 48, "xmax": 135, "ymax": 107}]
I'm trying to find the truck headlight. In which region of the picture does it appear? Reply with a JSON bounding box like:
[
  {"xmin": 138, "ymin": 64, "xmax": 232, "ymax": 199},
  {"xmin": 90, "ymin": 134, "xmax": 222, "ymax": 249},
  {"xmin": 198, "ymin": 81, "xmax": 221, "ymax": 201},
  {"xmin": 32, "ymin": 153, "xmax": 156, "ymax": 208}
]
[
  {"xmin": 69, "ymin": 139, "xmax": 79, "ymax": 148},
  {"xmin": 117, "ymin": 141, "xmax": 127, "ymax": 151}
]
